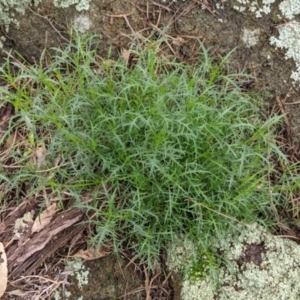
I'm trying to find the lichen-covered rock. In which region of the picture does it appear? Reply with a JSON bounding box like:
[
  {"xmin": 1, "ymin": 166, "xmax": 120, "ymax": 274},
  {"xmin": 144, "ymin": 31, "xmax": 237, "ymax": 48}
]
[
  {"xmin": 168, "ymin": 224, "xmax": 300, "ymax": 300},
  {"xmin": 0, "ymin": 0, "xmax": 142, "ymax": 63},
  {"xmin": 279, "ymin": 0, "xmax": 300, "ymax": 19},
  {"xmin": 270, "ymin": 21, "xmax": 300, "ymax": 85},
  {"xmin": 0, "ymin": 0, "xmax": 90, "ymax": 30}
]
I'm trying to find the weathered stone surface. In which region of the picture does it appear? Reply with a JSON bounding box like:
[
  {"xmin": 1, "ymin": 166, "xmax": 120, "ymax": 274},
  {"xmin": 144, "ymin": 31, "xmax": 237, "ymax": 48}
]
[{"xmin": 168, "ymin": 224, "xmax": 300, "ymax": 300}]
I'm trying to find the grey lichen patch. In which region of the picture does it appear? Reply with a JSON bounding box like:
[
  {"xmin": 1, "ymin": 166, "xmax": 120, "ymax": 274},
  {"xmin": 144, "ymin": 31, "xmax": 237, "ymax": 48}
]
[
  {"xmin": 53, "ymin": 0, "xmax": 91, "ymax": 11},
  {"xmin": 270, "ymin": 21, "xmax": 300, "ymax": 85},
  {"xmin": 73, "ymin": 15, "xmax": 91, "ymax": 33},
  {"xmin": 168, "ymin": 224, "xmax": 300, "ymax": 300},
  {"xmin": 233, "ymin": 0, "xmax": 276, "ymax": 18},
  {"xmin": 0, "ymin": 0, "xmax": 42, "ymax": 30},
  {"xmin": 231, "ymin": 0, "xmax": 300, "ymax": 85},
  {"xmin": 279, "ymin": 0, "xmax": 300, "ymax": 19},
  {"xmin": 13, "ymin": 212, "xmax": 34, "ymax": 240},
  {"xmin": 241, "ymin": 28, "xmax": 260, "ymax": 47},
  {"xmin": 65, "ymin": 258, "xmax": 89, "ymax": 290},
  {"xmin": 0, "ymin": 36, "xmax": 6, "ymax": 49},
  {"xmin": 56, "ymin": 258, "xmax": 89, "ymax": 299},
  {"xmin": 167, "ymin": 236, "xmax": 196, "ymax": 272}
]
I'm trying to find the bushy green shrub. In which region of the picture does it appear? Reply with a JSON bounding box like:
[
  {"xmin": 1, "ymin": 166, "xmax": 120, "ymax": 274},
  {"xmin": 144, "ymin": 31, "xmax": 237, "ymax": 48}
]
[{"xmin": 0, "ymin": 32, "xmax": 283, "ymax": 267}]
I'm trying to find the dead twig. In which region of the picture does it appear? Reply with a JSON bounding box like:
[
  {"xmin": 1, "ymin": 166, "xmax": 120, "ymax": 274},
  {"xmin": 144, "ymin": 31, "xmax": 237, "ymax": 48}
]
[
  {"xmin": 276, "ymin": 96, "xmax": 292, "ymax": 146},
  {"xmin": 25, "ymin": 5, "xmax": 69, "ymax": 43}
]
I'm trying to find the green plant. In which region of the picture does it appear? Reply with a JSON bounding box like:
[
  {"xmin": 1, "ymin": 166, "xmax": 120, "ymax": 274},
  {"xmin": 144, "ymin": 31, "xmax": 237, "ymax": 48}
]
[{"xmin": 0, "ymin": 32, "xmax": 284, "ymax": 268}]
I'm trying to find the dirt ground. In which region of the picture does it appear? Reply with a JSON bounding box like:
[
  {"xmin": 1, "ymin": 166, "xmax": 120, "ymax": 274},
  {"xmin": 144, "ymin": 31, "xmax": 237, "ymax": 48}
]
[{"xmin": 1, "ymin": 0, "xmax": 300, "ymax": 299}]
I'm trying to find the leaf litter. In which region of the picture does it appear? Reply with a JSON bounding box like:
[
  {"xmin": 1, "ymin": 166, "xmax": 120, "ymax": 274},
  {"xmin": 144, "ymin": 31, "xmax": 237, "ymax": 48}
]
[
  {"xmin": 31, "ymin": 203, "xmax": 57, "ymax": 234},
  {"xmin": 72, "ymin": 245, "xmax": 111, "ymax": 260}
]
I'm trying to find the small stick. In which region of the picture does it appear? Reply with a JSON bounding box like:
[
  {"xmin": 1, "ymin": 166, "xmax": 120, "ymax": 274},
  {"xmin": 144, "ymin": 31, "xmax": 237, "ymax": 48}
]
[
  {"xmin": 285, "ymin": 100, "xmax": 300, "ymax": 104},
  {"xmin": 276, "ymin": 96, "xmax": 292, "ymax": 145},
  {"xmin": 25, "ymin": 5, "xmax": 69, "ymax": 42}
]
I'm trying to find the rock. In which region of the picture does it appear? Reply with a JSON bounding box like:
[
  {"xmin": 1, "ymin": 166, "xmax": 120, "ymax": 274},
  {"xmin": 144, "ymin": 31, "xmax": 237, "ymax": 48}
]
[{"xmin": 168, "ymin": 224, "xmax": 300, "ymax": 300}]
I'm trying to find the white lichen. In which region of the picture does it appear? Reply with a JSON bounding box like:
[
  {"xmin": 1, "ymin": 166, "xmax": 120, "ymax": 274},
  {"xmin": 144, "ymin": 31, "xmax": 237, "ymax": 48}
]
[
  {"xmin": 279, "ymin": 0, "xmax": 300, "ymax": 19},
  {"xmin": 167, "ymin": 236, "xmax": 196, "ymax": 272},
  {"xmin": 231, "ymin": 0, "xmax": 300, "ymax": 85},
  {"xmin": 65, "ymin": 258, "xmax": 89, "ymax": 289},
  {"xmin": 0, "ymin": 35, "xmax": 6, "ymax": 49},
  {"xmin": 73, "ymin": 15, "xmax": 91, "ymax": 33},
  {"xmin": 270, "ymin": 21, "xmax": 300, "ymax": 85},
  {"xmin": 53, "ymin": 0, "xmax": 90, "ymax": 11},
  {"xmin": 13, "ymin": 211, "xmax": 34, "ymax": 239},
  {"xmin": 233, "ymin": 0, "xmax": 300, "ymax": 18},
  {"xmin": 0, "ymin": 0, "xmax": 42, "ymax": 30},
  {"xmin": 233, "ymin": 0, "xmax": 276, "ymax": 18},
  {"xmin": 168, "ymin": 224, "xmax": 300, "ymax": 300},
  {"xmin": 241, "ymin": 28, "xmax": 260, "ymax": 47}
]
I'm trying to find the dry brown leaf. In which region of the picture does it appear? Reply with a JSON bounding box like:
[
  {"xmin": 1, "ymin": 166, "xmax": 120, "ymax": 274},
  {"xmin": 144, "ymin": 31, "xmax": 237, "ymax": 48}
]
[
  {"xmin": 0, "ymin": 242, "xmax": 8, "ymax": 297},
  {"xmin": 6, "ymin": 289, "xmax": 29, "ymax": 297},
  {"xmin": 0, "ymin": 102, "xmax": 13, "ymax": 141},
  {"xmin": 31, "ymin": 203, "xmax": 57, "ymax": 234},
  {"xmin": 121, "ymin": 48, "xmax": 130, "ymax": 66},
  {"xmin": 0, "ymin": 222, "xmax": 5, "ymax": 232},
  {"xmin": 35, "ymin": 143, "xmax": 47, "ymax": 169},
  {"xmin": 73, "ymin": 245, "xmax": 111, "ymax": 260},
  {"xmin": 2, "ymin": 130, "xmax": 22, "ymax": 152}
]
